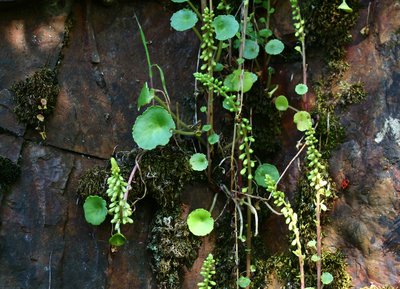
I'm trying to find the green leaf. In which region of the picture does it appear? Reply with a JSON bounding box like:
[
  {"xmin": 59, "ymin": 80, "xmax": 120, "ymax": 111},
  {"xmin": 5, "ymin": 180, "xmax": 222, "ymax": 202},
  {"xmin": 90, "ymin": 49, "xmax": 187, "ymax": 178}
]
[
  {"xmin": 293, "ymin": 111, "xmax": 312, "ymax": 132},
  {"xmin": 208, "ymin": 133, "xmax": 220, "ymax": 145},
  {"xmin": 212, "ymin": 15, "xmax": 239, "ymax": 40},
  {"xmin": 214, "ymin": 63, "xmax": 224, "ymax": 72},
  {"xmin": 109, "ymin": 233, "xmax": 127, "ymax": 246},
  {"xmin": 307, "ymin": 240, "xmax": 317, "ymax": 248},
  {"xmin": 83, "ymin": 195, "xmax": 108, "ymax": 225},
  {"xmin": 265, "ymin": 39, "xmax": 284, "ymax": 55},
  {"xmin": 311, "ymin": 254, "xmax": 321, "ymax": 262},
  {"xmin": 202, "ymin": 124, "xmax": 212, "ymax": 132},
  {"xmin": 238, "ymin": 276, "xmax": 251, "ymax": 288},
  {"xmin": 295, "ymin": 83, "xmax": 308, "ymax": 95},
  {"xmin": 275, "ymin": 95, "xmax": 289, "ymax": 111},
  {"xmin": 338, "ymin": 0, "xmax": 353, "ymax": 13},
  {"xmin": 255, "ymin": 163, "xmax": 280, "ymax": 187},
  {"xmin": 200, "ymin": 106, "xmax": 207, "ymax": 112},
  {"xmin": 132, "ymin": 106, "xmax": 176, "ymax": 150},
  {"xmin": 224, "ymin": 69, "xmax": 258, "ymax": 93},
  {"xmin": 137, "ymin": 82, "xmax": 154, "ymax": 110},
  {"xmin": 171, "ymin": 0, "xmax": 188, "ymax": 2},
  {"xmin": 243, "ymin": 39, "xmax": 260, "ymax": 60},
  {"xmin": 258, "ymin": 28, "xmax": 272, "ymax": 38},
  {"xmin": 187, "ymin": 208, "xmax": 214, "ymax": 236},
  {"xmin": 170, "ymin": 9, "xmax": 198, "ymax": 31},
  {"xmin": 321, "ymin": 272, "xmax": 334, "ymax": 285},
  {"xmin": 189, "ymin": 153, "xmax": 208, "ymax": 171}
]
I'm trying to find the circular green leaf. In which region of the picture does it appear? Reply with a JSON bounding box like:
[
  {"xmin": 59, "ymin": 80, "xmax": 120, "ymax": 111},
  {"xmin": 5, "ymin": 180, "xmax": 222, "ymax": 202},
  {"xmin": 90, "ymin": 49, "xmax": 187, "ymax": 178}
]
[
  {"xmin": 265, "ymin": 39, "xmax": 284, "ymax": 55},
  {"xmin": 212, "ymin": 15, "xmax": 239, "ymax": 41},
  {"xmin": 170, "ymin": 9, "xmax": 198, "ymax": 31},
  {"xmin": 83, "ymin": 195, "xmax": 107, "ymax": 226},
  {"xmin": 258, "ymin": 28, "xmax": 272, "ymax": 38},
  {"xmin": 293, "ymin": 111, "xmax": 312, "ymax": 132},
  {"xmin": 187, "ymin": 208, "xmax": 214, "ymax": 236},
  {"xmin": 255, "ymin": 164, "xmax": 280, "ymax": 187},
  {"xmin": 275, "ymin": 95, "xmax": 289, "ymax": 111},
  {"xmin": 208, "ymin": 133, "xmax": 220, "ymax": 145},
  {"xmin": 321, "ymin": 272, "xmax": 334, "ymax": 285},
  {"xmin": 224, "ymin": 70, "xmax": 258, "ymax": 93},
  {"xmin": 295, "ymin": 83, "xmax": 308, "ymax": 95},
  {"xmin": 189, "ymin": 153, "xmax": 208, "ymax": 171},
  {"xmin": 109, "ymin": 233, "xmax": 127, "ymax": 246},
  {"xmin": 243, "ymin": 39, "xmax": 260, "ymax": 60},
  {"xmin": 132, "ymin": 106, "xmax": 176, "ymax": 150},
  {"xmin": 238, "ymin": 276, "xmax": 251, "ymax": 288}
]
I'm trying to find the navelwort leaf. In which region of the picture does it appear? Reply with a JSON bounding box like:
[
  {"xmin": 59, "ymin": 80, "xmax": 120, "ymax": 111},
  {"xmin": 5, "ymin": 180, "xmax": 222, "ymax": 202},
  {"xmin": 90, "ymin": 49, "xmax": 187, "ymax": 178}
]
[
  {"xmin": 321, "ymin": 272, "xmax": 334, "ymax": 285},
  {"xmin": 275, "ymin": 95, "xmax": 289, "ymax": 111},
  {"xmin": 212, "ymin": 15, "xmax": 239, "ymax": 40},
  {"xmin": 132, "ymin": 106, "xmax": 176, "ymax": 150},
  {"xmin": 255, "ymin": 163, "xmax": 280, "ymax": 187},
  {"xmin": 237, "ymin": 276, "xmax": 251, "ymax": 288},
  {"xmin": 224, "ymin": 69, "xmax": 258, "ymax": 93},
  {"xmin": 83, "ymin": 195, "xmax": 108, "ymax": 225},
  {"xmin": 265, "ymin": 39, "xmax": 284, "ymax": 55},
  {"xmin": 109, "ymin": 232, "xmax": 127, "ymax": 246},
  {"xmin": 187, "ymin": 208, "xmax": 214, "ymax": 236},
  {"xmin": 293, "ymin": 111, "xmax": 312, "ymax": 132},
  {"xmin": 170, "ymin": 9, "xmax": 198, "ymax": 31},
  {"xmin": 243, "ymin": 39, "xmax": 260, "ymax": 60},
  {"xmin": 208, "ymin": 133, "xmax": 220, "ymax": 145},
  {"xmin": 295, "ymin": 83, "xmax": 308, "ymax": 95},
  {"xmin": 189, "ymin": 153, "xmax": 208, "ymax": 171}
]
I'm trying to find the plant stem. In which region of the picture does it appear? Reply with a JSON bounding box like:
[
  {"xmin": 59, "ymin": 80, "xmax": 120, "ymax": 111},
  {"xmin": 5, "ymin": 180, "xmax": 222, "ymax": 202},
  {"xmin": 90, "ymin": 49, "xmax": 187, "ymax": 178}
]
[
  {"xmin": 316, "ymin": 192, "xmax": 322, "ymax": 289},
  {"xmin": 302, "ymin": 39, "xmax": 308, "ymax": 111},
  {"xmin": 215, "ymin": 40, "xmax": 223, "ymax": 63},
  {"xmin": 188, "ymin": 0, "xmax": 202, "ymax": 19},
  {"xmin": 192, "ymin": 26, "xmax": 203, "ymax": 41},
  {"xmin": 171, "ymin": 129, "xmax": 197, "ymax": 136}
]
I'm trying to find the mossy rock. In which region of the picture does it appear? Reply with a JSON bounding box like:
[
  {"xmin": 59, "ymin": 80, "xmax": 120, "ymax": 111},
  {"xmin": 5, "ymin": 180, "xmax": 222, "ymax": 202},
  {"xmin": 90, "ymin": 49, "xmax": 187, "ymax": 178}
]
[
  {"xmin": 11, "ymin": 67, "xmax": 59, "ymax": 135},
  {"xmin": 147, "ymin": 208, "xmax": 201, "ymax": 289},
  {"xmin": 76, "ymin": 166, "xmax": 109, "ymax": 200}
]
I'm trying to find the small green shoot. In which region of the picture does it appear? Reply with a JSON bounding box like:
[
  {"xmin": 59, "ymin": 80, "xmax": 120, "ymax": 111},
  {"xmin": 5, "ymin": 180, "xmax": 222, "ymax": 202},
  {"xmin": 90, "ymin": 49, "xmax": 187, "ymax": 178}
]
[
  {"xmin": 137, "ymin": 82, "xmax": 154, "ymax": 110},
  {"xmin": 275, "ymin": 95, "xmax": 289, "ymax": 111},
  {"xmin": 109, "ymin": 233, "xmax": 127, "ymax": 246},
  {"xmin": 208, "ymin": 133, "xmax": 220, "ymax": 145},
  {"xmin": 338, "ymin": 0, "xmax": 353, "ymax": 13}
]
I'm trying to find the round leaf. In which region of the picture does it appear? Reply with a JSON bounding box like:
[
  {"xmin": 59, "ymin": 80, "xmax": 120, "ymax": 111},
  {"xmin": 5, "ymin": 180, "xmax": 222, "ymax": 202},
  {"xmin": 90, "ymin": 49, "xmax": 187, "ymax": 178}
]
[
  {"xmin": 208, "ymin": 133, "xmax": 220, "ymax": 145},
  {"xmin": 321, "ymin": 272, "xmax": 334, "ymax": 285},
  {"xmin": 275, "ymin": 95, "xmax": 289, "ymax": 111},
  {"xmin": 132, "ymin": 106, "xmax": 176, "ymax": 150},
  {"xmin": 295, "ymin": 83, "xmax": 308, "ymax": 95},
  {"xmin": 265, "ymin": 39, "xmax": 284, "ymax": 55},
  {"xmin": 224, "ymin": 70, "xmax": 258, "ymax": 93},
  {"xmin": 189, "ymin": 153, "xmax": 208, "ymax": 171},
  {"xmin": 212, "ymin": 15, "xmax": 239, "ymax": 40},
  {"xmin": 258, "ymin": 28, "xmax": 272, "ymax": 38},
  {"xmin": 171, "ymin": 9, "xmax": 198, "ymax": 31},
  {"xmin": 243, "ymin": 39, "xmax": 260, "ymax": 60},
  {"xmin": 293, "ymin": 111, "xmax": 312, "ymax": 131},
  {"xmin": 83, "ymin": 195, "xmax": 107, "ymax": 226},
  {"xmin": 255, "ymin": 164, "xmax": 280, "ymax": 187},
  {"xmin": 238, "ymin": 276, "xmax": 251, "ymax": 288},
  {"xmin": 187, "ymin": 208, "xmax": 214, "ymax": 236},
  {"xmin": 109, "ymin": 233, "xmax": 127, "ymax": 246}
]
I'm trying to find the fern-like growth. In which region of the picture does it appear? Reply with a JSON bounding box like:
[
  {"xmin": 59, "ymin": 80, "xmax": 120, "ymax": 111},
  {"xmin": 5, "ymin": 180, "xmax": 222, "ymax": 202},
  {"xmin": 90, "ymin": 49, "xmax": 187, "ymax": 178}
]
[{"xmin": 197, "ymin": 253, "xmax": 216, "ymax": 289}]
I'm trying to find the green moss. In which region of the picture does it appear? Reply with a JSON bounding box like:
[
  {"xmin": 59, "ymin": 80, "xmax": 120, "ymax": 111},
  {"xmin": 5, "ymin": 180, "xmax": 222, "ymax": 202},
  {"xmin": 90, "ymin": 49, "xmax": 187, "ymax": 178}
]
[
  {"xmin": 76, "ymin": 166, "xmax": 109, "ymax": 200},
  {"xmin": 11, "ymin": 67, "xmax": 59, "ymax": 138},
  {"xmin": 0, "ymin": 156, "xmax": 20, "ymax": 185},
  {"xmin": 147, "ymin": 208, "xmax": 201, "ymax": 289},
  {"xmin": 336, "ymin": 81, "xmax": 366, "ymax": 106},
  {"xmin": 301, "ymin": 0, "xmax": 360, "ymax": 59}
]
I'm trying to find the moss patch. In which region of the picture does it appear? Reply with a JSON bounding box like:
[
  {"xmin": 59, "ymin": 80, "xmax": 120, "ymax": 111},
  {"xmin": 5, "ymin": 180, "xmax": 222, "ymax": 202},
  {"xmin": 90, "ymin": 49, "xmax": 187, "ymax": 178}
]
[
  {"xmin": 11, "ymin": 67, "xmax": 59, "ymax": 139},
  {"xmin": 76, "ymin": 166, "xmax": 109, "ymax": 200},
  {"xmin": 147, "ymin": 208, "xmax": 201, "ymax": 289}
]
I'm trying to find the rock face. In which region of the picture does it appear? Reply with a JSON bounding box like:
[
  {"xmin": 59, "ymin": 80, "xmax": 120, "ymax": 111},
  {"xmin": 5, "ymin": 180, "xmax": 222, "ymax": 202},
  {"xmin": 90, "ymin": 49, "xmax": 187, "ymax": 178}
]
[{"xmin": 0, "ymin": 1, "xmax": 399, "ymax": 289}]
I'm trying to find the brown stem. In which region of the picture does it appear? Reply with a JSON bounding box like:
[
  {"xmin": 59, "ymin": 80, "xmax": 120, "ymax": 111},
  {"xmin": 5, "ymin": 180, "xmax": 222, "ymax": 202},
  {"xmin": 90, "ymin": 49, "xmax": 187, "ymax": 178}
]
[{"xmin": 316, "ymin": 192, "xmax": 322, "ymax": 289}]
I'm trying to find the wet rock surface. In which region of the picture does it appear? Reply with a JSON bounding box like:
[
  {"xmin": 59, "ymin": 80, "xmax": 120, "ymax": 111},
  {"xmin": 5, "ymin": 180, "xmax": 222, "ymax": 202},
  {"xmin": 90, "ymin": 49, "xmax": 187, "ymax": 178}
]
[{"xmin": 0, "ymin": 0, "xmax": 399, "ymax": 288}]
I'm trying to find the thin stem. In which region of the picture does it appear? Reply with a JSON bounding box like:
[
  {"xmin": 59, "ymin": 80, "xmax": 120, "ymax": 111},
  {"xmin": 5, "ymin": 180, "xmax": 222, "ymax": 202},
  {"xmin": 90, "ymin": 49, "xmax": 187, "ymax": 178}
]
[
  {"xmin": 316, "ymin": 192, "xmax": 322, "ymax": 289},
  {"xmin": 192, "ymin": 26, "xmax": 203, "ymax": 41},
  {"xmin": 172, "ymin": 129, "xmax": 197, "ymax": 136},
  {"xmin": 276, "ymin": 143, "xmax": 306, "ymax": 185},
  {"xmin": 215, "ymin": 40, "xmax": 223, "ymax": 63},
  {"xmin": 188, "ymin": 0, "xmax": 202, "ymax": 19},
  {"xmin": 135, "ymin": 15, "xmax": 153, "ymax": 88}
]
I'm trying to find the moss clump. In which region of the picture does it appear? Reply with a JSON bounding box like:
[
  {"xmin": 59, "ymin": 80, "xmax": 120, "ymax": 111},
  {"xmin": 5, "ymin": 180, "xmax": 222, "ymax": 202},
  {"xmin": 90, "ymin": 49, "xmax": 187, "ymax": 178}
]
[
  {"xmin": 11, "ymin": 67, "xmax": 59, "ymax": 138},
  {"xmin": 147, "ymin": 208, "xmax": 201, "ymax": 289},
  {"xmin": 301, "ymin": 0, "xmax": 359, "ymax": 59},
  {"xmin": 0, "ymin": 156, "xmax": 20, "ymax": 185},
  {"xmin": 76, "ymin": 166, "xmax": 109, "ymax": 200},
  {"xmin": 315, "ymin": 112, "xmax": 346, "ymax": 159},
  {"xmin": 336, "ymin": 81, "xmax": 366, "ymax": 106}
]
